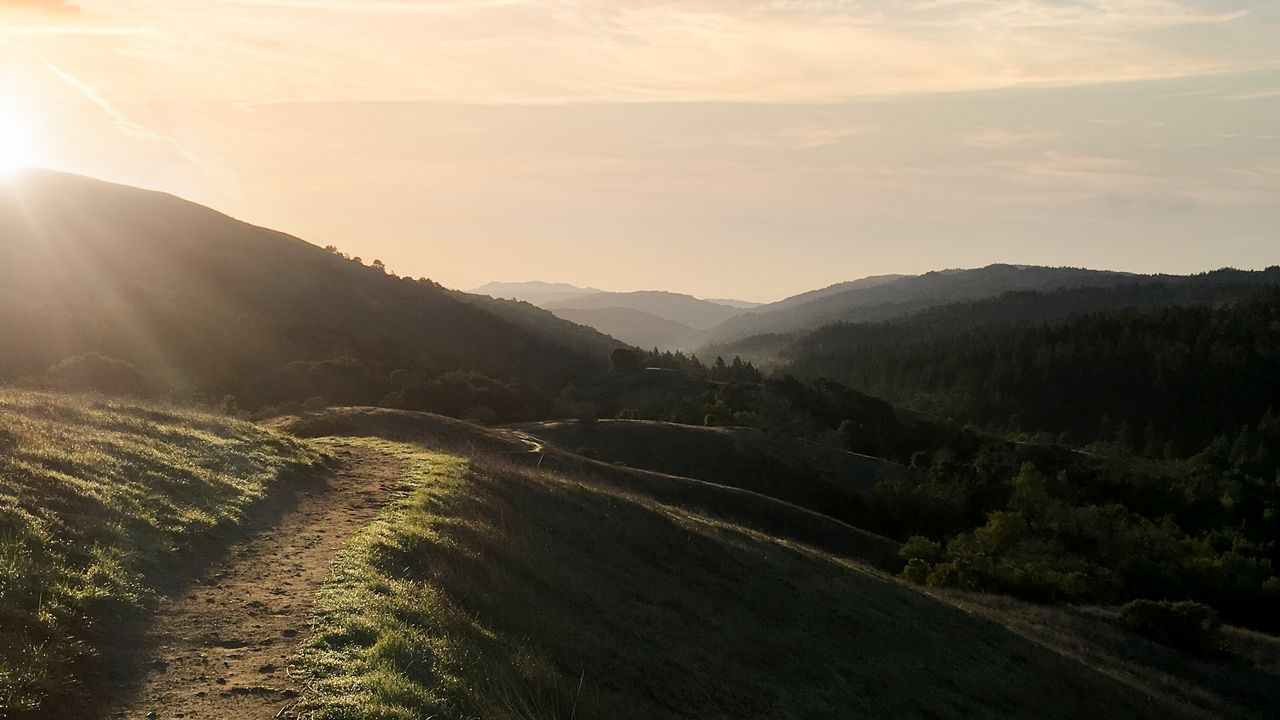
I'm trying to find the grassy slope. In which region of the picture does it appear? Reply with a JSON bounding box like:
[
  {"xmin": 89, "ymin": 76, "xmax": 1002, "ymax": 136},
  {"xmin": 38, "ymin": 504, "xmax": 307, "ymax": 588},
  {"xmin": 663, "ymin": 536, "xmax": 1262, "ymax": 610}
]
[
  {"xmin": 276, "ymin": 408, "xmax": 902, "ymax": 569},
  {"xmin": 0, "ymin": 389, "xmax": 325, "ymax": 715},
  {"xmin": 514, "ymin": 418, "xmax": 902, "ymax": 512},
  {"xmin": 935, "ymin": 591, "xmax": 1280, "ymax": 719},
  {"xmin": 295, "ymin": 437, "xmax": 1195, "ymax": 720}
]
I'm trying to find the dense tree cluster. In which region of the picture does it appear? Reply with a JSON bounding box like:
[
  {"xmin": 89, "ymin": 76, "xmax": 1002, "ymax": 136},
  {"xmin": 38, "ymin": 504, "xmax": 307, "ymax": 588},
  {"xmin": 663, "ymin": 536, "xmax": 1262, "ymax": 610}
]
[
  {"xmin": 634, "ymin": 348, "xmax": 763, "ymax": 383},
  {"xmin": 787, "ymin": 288, "xmax": 1280, "ymax": 457}
]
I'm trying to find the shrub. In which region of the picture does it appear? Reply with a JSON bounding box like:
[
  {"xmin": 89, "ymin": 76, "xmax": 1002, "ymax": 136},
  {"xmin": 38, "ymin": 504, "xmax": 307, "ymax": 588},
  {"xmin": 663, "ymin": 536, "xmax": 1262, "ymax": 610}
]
[
  {"xmin": 44, "ymin": 353, "xmax": 150, "ymax": 396},
  {"xmin": 462, "ymin": 405, "xmax": 499, "ymax": 425},
  {"xmin": 302, "ymin": 396, "xmax": 329, "ymax": 413},
  {"xmin": 926, "ymin": 562, "xmax": 960, "ymax": 588},
  {"xmin": 1118, "ymin": 599, "xmax": 1223, "ymax": 655},
  {"xmin": 900, "ymin": 536, "xmax": 946, "ymax": 566},
  {"xmin": 901, "ymin": 558, "xmax": 931, "ymax": 585}
]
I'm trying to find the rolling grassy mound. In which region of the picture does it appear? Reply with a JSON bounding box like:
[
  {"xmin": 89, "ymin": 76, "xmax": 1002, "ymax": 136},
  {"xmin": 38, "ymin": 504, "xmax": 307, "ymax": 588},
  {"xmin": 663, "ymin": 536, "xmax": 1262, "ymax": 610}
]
[
  {"xmin": 514, "ymin": 418, "xmax": 903, "ymax": 525},
  {"xmin": 293, "ymin": 436, "xmax": 1195, "ymax": 720},
  {"xmin": 0, "ymin": 389, "xmax": 325, "ymax": 716},
  {"xmin": 277, "ymin": 408, "xmax": 902, "ymax": 568}
]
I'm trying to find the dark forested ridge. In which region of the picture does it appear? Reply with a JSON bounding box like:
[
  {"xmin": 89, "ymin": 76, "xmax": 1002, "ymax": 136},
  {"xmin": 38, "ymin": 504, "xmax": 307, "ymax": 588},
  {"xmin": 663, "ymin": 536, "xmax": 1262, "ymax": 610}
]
[
  {"xmin": 698, "ymin": 263, "xmax": 1144, "ymax": 347},
  {"xmin": 784, "ymin": 281, "xmax": 1280, "ymax": 455},
  {"xmin": 767, "ymin": 282, "xmax": 1280, "ymax": 632},
  {"xmin": 0, "ymin": 170, "xmax": 619, "ymax": 416},
  {"xmin": 707, "ymin": 267, "xmax": 1280, "ymax": 363}
]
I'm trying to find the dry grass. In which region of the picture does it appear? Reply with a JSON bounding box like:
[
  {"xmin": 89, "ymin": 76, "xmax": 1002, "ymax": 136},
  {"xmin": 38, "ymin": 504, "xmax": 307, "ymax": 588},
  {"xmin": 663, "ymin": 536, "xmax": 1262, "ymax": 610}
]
[
  {"xmin": 931, "ymin": 589, "xmax": 1280, "ymax": 719},
  {"xmin": 294, "ymin": 435, "xmax": 1202, "ymax": 720},
  {"xmin": 280, "ymin": 408, "xmax": 903, "ymax": 569}
]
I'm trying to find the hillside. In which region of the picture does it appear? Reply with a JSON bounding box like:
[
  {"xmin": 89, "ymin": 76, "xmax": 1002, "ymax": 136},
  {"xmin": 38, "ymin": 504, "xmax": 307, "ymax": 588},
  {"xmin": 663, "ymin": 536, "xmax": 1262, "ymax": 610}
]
[
  {"xmin": 0, "ymin": 170, "xmax": 619, "ymax": 413},
  {"xmin": 549, "ymin": 306, "xmax": 698, "ymax": 348},
  {"xmin": 757, "ymin": 273, "xmax": 910, "ymax": 313},
  {"xmin": 0, "ymin": 389, "xmax": 325, "ymax": 716},
  {"xmin": 276, "ymin": 407, "xmax": 902, "ymax": 567},
  {"xmin": 785, "ymin": 285, "xmax": 1280, "ymax": 455},
  {"xmin": 705, "ymin": 297, "xmax": 763, "ymax": 309},
  {"xmin": 710, "ymin": 269, "xmax": 1280, "ymax": 365},
  {"xmin": 469, "ymin": 280, "xmax": 600, "ymax": 305},
  {"xmin": 276, "ymin": 410, "xmax": 1269, "ymax": 719},
  {"xmin": 513, "ymin": 418, "xmax": 904, "ymax": 526},
  {"xmin": 546, "ymin": 289, "xmax": 748, "ymax": 329},
  {"xmin": 9, "ymin": 396, "xmax": 1278, "ymax": 719},
  {"xmin": 698, "ymin": 264, "xmax": 1141, "ymax": 347}
]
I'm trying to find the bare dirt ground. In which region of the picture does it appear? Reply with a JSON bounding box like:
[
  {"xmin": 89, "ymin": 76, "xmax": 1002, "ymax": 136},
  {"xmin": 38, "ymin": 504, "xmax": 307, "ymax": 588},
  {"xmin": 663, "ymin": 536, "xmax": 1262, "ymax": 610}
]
[{"xmin": 83, "ymin": 442, "xmax": 400, "ymax": 720}]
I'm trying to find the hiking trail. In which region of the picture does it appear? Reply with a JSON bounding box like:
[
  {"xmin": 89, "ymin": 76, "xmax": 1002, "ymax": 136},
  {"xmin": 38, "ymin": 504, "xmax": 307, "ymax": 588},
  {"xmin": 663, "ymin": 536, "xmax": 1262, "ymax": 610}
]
[{"xmin": 95, "ymin": 442, "xmax": 399, "ymax": 720}]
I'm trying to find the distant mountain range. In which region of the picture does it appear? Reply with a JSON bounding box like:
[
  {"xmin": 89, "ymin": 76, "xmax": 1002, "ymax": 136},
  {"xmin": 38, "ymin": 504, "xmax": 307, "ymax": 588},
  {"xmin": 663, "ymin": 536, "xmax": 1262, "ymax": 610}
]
[
  {"xmin": 469, "ymin": 281, "xmax": 602, "ymax": 306},
  {"xmin": 487, "ymin": 264, "xmax": 1280, "ymax": 358},
  {"xmin": 471, "ymin": 284, "xmax": 762, "ymax": 348},
  {"xmin": 545, "ymin": 291, "xmax": 747, "ymax": 329},
  {"xmin": 547, "ymin": 306, "xmax": 699, "ymax": 350},
  {"xmin": 697, "ymin": 265, "xmax": 1138, "ymax": 348}
]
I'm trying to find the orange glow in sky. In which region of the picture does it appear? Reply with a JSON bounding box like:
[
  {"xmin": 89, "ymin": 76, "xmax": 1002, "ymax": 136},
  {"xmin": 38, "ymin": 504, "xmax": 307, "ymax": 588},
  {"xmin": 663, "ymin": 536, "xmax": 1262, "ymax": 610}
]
[{"xmin": 1, "ymin": 0, "xmax": 1278, "ymax": 300}]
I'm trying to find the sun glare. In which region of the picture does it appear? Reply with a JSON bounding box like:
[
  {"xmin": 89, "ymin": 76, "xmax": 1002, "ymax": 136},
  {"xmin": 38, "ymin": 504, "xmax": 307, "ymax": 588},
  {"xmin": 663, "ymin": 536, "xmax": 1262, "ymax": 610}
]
[{"xmin": 0, "ymin": 101, "xmax": 38, "ymax": 178}]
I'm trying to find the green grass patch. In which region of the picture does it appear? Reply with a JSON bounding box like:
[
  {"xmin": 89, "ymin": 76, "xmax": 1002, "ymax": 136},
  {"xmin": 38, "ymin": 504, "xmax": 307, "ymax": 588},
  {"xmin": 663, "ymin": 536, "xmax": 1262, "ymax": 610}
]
[
  {"xmin": 297, "ymin": 438, "xmax": 1188, "ymax": 720},
  {"xmin": 0, "ymin": 388, "xmax": 325, "ymax": 716}
]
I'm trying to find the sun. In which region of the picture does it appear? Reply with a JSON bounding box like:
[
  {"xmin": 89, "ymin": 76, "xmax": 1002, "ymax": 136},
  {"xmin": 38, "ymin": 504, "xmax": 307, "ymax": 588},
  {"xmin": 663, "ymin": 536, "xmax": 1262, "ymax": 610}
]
[{"xmin": 0, "ymin": 101, "xmax": 38, "ymax": 178}]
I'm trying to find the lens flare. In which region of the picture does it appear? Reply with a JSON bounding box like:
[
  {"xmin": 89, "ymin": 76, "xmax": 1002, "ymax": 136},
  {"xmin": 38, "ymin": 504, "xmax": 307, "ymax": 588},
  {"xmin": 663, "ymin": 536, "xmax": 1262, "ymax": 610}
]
[{"xmin": 0, "ymin": 100, "xmax": 37, "ymax": 178}]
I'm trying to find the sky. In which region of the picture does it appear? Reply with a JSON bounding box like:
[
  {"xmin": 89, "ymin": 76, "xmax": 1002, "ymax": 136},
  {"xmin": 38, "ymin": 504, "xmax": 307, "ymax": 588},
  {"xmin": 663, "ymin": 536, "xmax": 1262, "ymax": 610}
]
[{"xmin": 0, "ymin": 0, "xmax": 1277, "ymax": 302}]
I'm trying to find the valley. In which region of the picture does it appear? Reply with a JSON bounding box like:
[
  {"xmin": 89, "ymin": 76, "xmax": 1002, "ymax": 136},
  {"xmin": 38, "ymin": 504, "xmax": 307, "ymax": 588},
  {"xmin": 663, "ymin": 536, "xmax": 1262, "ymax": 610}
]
[{"xmin": 2, "ymin": 172, "xmax": 1278, "ymax": 719}]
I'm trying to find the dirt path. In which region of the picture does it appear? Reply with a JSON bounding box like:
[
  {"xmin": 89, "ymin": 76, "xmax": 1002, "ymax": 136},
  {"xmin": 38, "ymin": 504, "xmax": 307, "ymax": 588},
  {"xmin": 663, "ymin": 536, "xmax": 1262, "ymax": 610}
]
[{"xmin": 95, "ymin": 442, "xmax": 400, "ymax": 720}]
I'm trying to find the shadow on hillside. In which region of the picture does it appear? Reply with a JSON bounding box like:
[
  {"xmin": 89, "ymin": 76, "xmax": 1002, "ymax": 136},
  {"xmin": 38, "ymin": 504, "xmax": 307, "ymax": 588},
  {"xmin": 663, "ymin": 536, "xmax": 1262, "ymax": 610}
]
[{"xmin": 320, "ymin": 448, "xmax": 1194, "ymax": 720}]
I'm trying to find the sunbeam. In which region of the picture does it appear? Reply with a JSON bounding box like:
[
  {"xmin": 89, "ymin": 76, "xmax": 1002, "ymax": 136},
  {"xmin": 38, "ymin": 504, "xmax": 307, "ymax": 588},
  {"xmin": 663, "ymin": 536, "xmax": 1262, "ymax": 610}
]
[{"xmin": 0, "ymin": 97, "xmax": 37, "ymax": 178}]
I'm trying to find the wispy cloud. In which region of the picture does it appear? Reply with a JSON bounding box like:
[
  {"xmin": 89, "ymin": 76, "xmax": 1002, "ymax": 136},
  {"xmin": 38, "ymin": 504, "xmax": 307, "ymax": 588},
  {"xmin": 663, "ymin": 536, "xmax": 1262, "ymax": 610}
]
[
  {"xmin": 663, "ymin": 119, "xmax": 875, "ymax": 150},
  {"xmin": 0, "ymin": 0, "xmax": 79, "ymax": 14},
  {"xmin": 963, "ymin": 128, "xmax": 1058, "ymax": 149},
  {"xmin": 1227, "ymin": 87, "xmax": 1280, "ymax": 101},
  {"xmin": 42, "ymin": 60, "xmax": 215, "ymax": 172},
  {"xmin": 5, "ymin": 0, "xmax": 1273, "ymax": 106}
]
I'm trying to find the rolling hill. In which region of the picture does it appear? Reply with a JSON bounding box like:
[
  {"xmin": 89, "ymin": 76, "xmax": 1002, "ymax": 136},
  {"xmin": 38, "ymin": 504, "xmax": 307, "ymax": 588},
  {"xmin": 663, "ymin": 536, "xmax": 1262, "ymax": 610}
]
[
  {"xmin": 277, "ymin": 407, "xmax": 1276, "ymax": 720},
  {"xmin": 469, "ymin": 280, "xmax": 600, "ymax": 305},
  {"xmin": 10, "ymin": 394, "xmax": 1279, "ymax": 719},
  {"xmin": 784, "ymin": 284, "xmax": 1280, "ymax": 455},
  {"xmin": 716, "ymin": 268, "xmax": 1280, "ymax": 365},
  {"xmin": 548, "ymin": 306, "xmax": 698, "ymax": 348},
  {"xmin": 698, "ymin": 264, "xmax": 1141, "ymax": 348},
  {"xmin": 545, "ymin": 289, "xmax": 749, "ymax": 329},
  {"xmin": 511, "ymin": 418, "xmax": 905, "ymax": 527},
  {"xmin": 0, "ymin": 170, "xmax": 620, "ymax": 411},
  {"xmin": 704, "ymin": 297, "xmax": 763, "ymax": 309}
]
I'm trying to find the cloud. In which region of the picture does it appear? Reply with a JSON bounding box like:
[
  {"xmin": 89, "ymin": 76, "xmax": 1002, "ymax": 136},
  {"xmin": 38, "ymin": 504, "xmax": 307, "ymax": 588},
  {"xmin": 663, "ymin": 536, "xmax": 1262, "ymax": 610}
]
[
  {"xmin": 963, "ymin": 128, "xmax": 1058, "ymax": 149},
  {"xmin": 5, "ymin": 0, "xmax": 1273, "ymax": 106},
  {"xmin": 43, "ymin": 60, "xmax": 216, "ymax": 172},
  {"xmin": 663, "ymin": 119, "xmax": 875, "ymax": 150},
  {"xmin": 0, "ymin": 0, "xmax": 79, "ymax": 14},
  {"xmin": 1227, "ymin": 87, "xmax": 1280, "ymax": 101}
]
